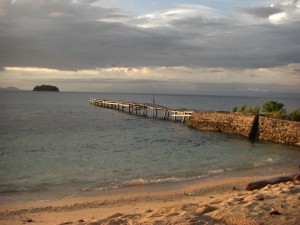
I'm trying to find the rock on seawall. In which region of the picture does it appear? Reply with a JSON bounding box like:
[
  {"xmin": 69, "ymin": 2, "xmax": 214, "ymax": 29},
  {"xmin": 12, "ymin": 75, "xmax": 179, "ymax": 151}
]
[
  {"xmin": 186, "ymin": 111, "xmax": 256, "ymax": 138},
  {"xmin": 186, "ymin": 111, "xmax": 300, "ymax": 145},
  {"xmin": 258, "ymin": 116, "xmax": 300, "ymax": 145}
]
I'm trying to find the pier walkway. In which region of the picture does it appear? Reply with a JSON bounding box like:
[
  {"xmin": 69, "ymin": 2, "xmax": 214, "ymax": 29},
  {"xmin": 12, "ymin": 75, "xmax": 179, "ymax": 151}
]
[{"xmin": 90, "ymin": 98, "xmax": 193, "ymax": 122}]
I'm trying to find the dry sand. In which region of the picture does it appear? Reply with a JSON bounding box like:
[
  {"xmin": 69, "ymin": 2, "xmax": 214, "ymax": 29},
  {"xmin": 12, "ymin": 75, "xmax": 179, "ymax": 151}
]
[{"xmin": 0, "ymin": 174, "xmax": 299, "ymax": 225}]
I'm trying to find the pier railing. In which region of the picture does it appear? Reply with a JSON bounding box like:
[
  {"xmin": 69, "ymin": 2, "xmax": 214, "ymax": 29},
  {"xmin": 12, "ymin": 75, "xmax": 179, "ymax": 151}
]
[{"xmin": 90, "ymin": 98, "xmax": 193, "ymax": 122}]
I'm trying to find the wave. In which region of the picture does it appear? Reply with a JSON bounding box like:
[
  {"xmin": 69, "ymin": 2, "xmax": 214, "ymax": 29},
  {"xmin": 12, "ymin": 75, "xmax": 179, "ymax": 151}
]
[
  {"xmin": 124, "ymin": 177, "xmax": 187, "ymax": 187},
  {"xmin": 208, "ymin": 168, "xmax": 232, "ymax": 175},
  {"xmin": 1, "ymin": 170, "xmax": 228, "ymax": 194},
  {"xmin": 252, "ymin": 157, "xmax": 275, "ymax": 167},
  {"xmin": 124, "ymin": 168, "xmax": 232, "ymax": 187}
]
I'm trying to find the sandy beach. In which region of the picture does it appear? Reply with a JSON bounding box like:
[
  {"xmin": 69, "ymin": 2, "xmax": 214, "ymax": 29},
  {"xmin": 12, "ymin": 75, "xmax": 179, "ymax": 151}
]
[{"xmin": 0, "ymin": 172, "xmax": 299, "ymax": 225}]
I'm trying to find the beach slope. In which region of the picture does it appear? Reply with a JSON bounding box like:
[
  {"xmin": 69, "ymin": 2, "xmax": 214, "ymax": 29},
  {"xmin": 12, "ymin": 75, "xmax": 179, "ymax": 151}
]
[{"xmin": 0, "ymin": 175, "xmax": 299, "ymax": 225}]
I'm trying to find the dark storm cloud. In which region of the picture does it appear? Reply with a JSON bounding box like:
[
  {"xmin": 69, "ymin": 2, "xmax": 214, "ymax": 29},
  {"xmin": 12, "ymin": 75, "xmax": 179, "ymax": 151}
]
[
  {"xmin": 0, "ymin": 0, "xmax": 182, "ymax": 70},
  {"xmin": 238, "ymin": 6, "xmax": 282, "ymax": 18},
  {"xmin": 0, "ymin": 0, "xmax": 300, "ymax": 71},
  {"xmin": 165, "ymin": 11, "xmax": 300, "ymax": 68}
]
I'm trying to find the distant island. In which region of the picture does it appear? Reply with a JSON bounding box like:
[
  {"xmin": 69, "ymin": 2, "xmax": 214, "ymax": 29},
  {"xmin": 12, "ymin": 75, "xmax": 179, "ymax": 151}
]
[
  {"xmin": 33, "ymin": 85, "xmax": 59, "ymax": 92},
  {"xmin": 0, "ymin": 87, "xmax": 21, "ymax": 91}
]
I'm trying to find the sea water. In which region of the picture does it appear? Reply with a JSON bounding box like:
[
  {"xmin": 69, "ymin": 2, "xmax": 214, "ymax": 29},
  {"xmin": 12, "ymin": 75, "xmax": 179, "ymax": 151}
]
[{"xmin": 0, "ymin": 91, "xmax": 299, "ymax": 203}]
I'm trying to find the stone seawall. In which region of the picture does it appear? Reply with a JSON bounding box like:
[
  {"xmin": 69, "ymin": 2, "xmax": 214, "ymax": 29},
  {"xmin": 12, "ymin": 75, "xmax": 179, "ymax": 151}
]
[
  {"xmin": 259, "ymin": 116, "xmax": 300, "ymax": 145},
  {"xmin": 187, "ymin": 111, "xmax": 300, "ymax": 146},
  {"xmin": 186, "ymin": 111, "xmax": 256, "ymax": 138}
]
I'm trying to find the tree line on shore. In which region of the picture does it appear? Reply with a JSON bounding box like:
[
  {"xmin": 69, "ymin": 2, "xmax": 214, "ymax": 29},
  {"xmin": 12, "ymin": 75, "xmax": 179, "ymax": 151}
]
[{"xmin": 232, "ymin": 101, "xmax": 300, "ymax": 121}]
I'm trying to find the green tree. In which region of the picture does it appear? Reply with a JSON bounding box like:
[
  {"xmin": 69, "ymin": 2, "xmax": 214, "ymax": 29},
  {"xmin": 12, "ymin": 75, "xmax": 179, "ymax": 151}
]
[
  {"xmin": 289, "ymin": 109, "xmax": 300, "ymax": 121},
  {"xmin": 262, "ymin": 101, "xmax": 287, "ymax": 119}
]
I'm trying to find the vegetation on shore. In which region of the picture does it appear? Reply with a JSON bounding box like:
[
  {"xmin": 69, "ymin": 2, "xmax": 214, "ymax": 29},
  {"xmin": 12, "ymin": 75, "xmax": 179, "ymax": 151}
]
[
  {"xmin": 33, "ymin": 85, "xmax": 59, "ymax": 92},
  {"xmin": 289, "ymin": 109, "xmax": 300, "ymax": 121},
  {"xmin": 232, "ymin": 105, "xmax": 260, "ymax": 115},
  {"xmin": 232, "ymin": 101, "xmax": 300, "ymax": 121}
]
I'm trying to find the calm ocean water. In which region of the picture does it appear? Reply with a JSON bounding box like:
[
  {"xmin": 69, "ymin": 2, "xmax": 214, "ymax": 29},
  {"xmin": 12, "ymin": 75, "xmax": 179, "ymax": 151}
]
[{"xmin": 0, "ymin": 91, "xmax": 299, "ymax": 203}]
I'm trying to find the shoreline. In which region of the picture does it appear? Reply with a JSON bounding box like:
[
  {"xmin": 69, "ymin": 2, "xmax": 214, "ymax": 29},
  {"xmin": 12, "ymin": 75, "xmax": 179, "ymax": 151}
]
[
  {"xmin": 0, "ymin": 160, "xmax": 298, "ymax": 205},
  {"xmin": 1, "ymin": 166, "xmax": 299, "ymax": 225}
]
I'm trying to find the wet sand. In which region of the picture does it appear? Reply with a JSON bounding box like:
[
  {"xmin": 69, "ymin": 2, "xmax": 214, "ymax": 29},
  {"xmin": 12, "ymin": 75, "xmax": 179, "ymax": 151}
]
[{"xmin": 0, "ymin": 172, "xmax": 299, "ymax": 225}]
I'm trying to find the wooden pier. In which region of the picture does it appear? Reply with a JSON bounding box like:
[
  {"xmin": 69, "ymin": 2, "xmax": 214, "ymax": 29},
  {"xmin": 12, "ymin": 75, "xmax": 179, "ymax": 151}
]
[{"xmin": 90, "ymin": 98, "xmax": 193, "ymax": 122}]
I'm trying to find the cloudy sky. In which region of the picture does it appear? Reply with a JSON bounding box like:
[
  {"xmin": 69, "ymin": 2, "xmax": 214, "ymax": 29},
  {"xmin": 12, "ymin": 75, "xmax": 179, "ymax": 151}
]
[{"xmin": 0, "ymin": 0, "xmax": 300, "ymax": 95}]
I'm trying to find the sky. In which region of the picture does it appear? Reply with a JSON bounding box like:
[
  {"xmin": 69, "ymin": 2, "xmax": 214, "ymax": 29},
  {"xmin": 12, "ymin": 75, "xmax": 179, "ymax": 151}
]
[{"xmin": 0, "ymin": 0, "xmax": 300, "ymax": 96}]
